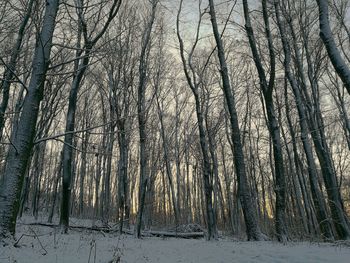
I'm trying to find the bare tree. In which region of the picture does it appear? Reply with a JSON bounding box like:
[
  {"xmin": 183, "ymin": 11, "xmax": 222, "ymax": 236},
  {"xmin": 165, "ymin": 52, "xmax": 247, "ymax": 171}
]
[
  {"xmin": 0, "ymin": 0, "xmax": 35, "ymax": 142},
  {"xmin": 0, "ymin": 0, "xmax": 60, "ymax": 238},
  {"xmin": 176, "ymin": 0, "xmax": 218, "ymax": 240},
  {"xmin": 242, "ymin": 0, "xmax": 287, "ymax": 242},
  {"xmin": 60, "ymin": 0, "xmax": 122, "ymax": 233},
  {"xmin": 275, "ymin": 0, "xmax": 334, "ymax": 240},
  {"xmin": 208, "ymin": 0, "xmax": 264, "ymax": 241},
  {"xmin": 135, "ymin": 0, "xmax": 158, "ymax": 239}
]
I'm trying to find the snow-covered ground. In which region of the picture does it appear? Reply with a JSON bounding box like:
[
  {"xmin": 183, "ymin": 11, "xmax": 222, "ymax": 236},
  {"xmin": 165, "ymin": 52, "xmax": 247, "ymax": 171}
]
[{"xmin": 1, "ymin": 217, "xmax": 350, "ymax": 263}]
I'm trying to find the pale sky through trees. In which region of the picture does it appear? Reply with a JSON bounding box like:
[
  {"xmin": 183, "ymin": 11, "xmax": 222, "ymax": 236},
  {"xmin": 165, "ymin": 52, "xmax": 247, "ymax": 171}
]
[{"xmin": 1, "ymin": 0, "xmax": 350, "ymax": 262}]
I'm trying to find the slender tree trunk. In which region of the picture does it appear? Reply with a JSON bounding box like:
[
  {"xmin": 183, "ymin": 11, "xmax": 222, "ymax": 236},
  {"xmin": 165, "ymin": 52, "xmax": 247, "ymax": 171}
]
[
  {"xmin": 0, "ymin": 0, "xmax": 59, "ymax": 238},
  {"xmin": 48, "ymin": 155, "xmax": 62, "ymax": 223},
  {"xmin": 174, "ymin": 98, "xmax": 182, "ymax": 222},
  {"xmin": 221, "ymin": 141, "xmax": 235, "ymax": 234},
  {"xmin": 78, "ymin": 128, "xmax": 89, "ymax": 216},
  {"xmin": 117, "ymin": 120, "xmax": 129, "ymax": 233},
  {"xmin": 60, "ymin": 0, "xmax": 122, "ymax": 232},
  {"xmin": 31, "ymin": 143, "xmax": 46, "ymax": 220},
  {"xmin": 184, "ymin": 139, "xmax": 192, "ymax": 223},
  {"xmin": 337, "ymin": 89, "xmax": 350, "ymax": 150},
  {"xmin": 275, "ymin": 1, "xmax": 334, "ymax": 240},
  {"xmin": 242, "ymin": 0, "xmax": 287, "ymax": 242},
  {"xmin": 60, "ymin": 51, "xmax": 90, "ymax": 232},
  {"xmin": 0, "ymin": 0, "xmax": 35, "ymax": 141},
  {"xmin": 297, "ymin": 11, "xmax": 350, "ymax": 239},
  {"xmin": 135, "ymin": 0, "xmax": 158, "ymax": 238},
  {"xmin": 195, "ymin": 103, "xmax": 218, "ymax": 239},
  {"xmin": 279, "ymin": 98, "xmax": 308, "ymax": 235},
  {"xmin": 156, "ymin": 96, "xmax": 179, "ymax": 228},
  {"xmin": 209, "ymin": 0, "xmax": 263, "ymax": 241}
]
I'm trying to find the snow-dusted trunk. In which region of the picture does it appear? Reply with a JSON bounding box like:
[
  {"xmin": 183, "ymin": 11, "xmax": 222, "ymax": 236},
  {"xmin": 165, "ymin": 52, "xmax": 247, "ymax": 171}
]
[
  {"xmin": 297, "ymin": 10, "xmax": 350, "ymax": 239},
  {"xmin": 60, "ymin": 0, "xmax": 122, "ymax": 232},
  {"xmin": 316, "ymin": 0, "xmax": 350, "ymax": 95},
  {"xmin": 48, "ymin": 156, "xmax": 62, "ymax": 224},
  {"xmin": 260, "ymin": 2, "xmax": 287, "ymax": 242},
  {"xmin": 0, "ymin": 0, "xmax": 34, "ymax": 142},
  {"xmin": 286, "ymin": 84, "xmax": 333, "ymax": 239},
  {"xmin": 117, "ymin": 120, "xmax": 128, "ymax": 233},
  {"xmin": 135, "ymin": 0, "xmax": 158, "ymax": 239},
  {"xmin": 78, "ymin": 130, "xmax": 89, "ymax": 215},
  {"xmin": 207, "ymin": 130, "xmax": 226, "ymax": 228},
  {"xmin": 60, "ymin": 49, "xmax": 90, "ymax": 232},
  {"xmin": 337, "ymin": 90, "xmax": 350, "ymax": 150},
  {"xmin": 311, "ymin": 121, "xmax": 350, "ymax": 239},
  {"xmin": 193, "ymin": 94, "xmax": 218, "ymax": 240},
  {"xmin": 221, "ymin": 143, "xmax": 235, "ymax": 234},
  {"xmin": 0, "ymin": 0, "xmax": 59, "ymax": 238},
  {"xmin": 156, "ymin": 96, "xmax": 179, "ymax": 227},
  {"xmin": 275, "ymin": 0, "xmax": 334, "ymax": 240},
  {"xmin": 102, "ymin": 123, "xmax": 114, "ymax": 221},
  {"xmin": 264, "ymin": 99, "xmax": 287, "ymax": 241},
  {"xmin": 174, "ymin": 97, "xmax": 182, "ymax": 221},
  {"xmin": 112, "ymin": 70, "xmax": 131, "ymax": 233},
  {"xmin": 176, "ymin": 0, "xmax": 218, "ymax": 240},
  {"xmin": 242, "ymin": 0, "xmax": 288, "ymax": 241},
  {"xmin": 208, "ymin": 0, "xmax": 263, "ymax": 241}
]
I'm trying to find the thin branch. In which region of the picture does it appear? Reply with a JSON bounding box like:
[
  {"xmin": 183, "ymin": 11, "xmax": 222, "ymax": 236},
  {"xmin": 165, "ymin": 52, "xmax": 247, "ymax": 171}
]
[{"xmin": 34, "ymin": 120, "xmax": 116, "ymax": 144}]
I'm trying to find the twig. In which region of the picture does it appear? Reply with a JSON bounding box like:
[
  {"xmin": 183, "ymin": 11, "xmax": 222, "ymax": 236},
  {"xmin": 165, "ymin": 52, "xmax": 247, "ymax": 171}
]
[
  {"xmin": 34, "ymin": 120, "xmax": 116, "ymax": 144},
  {"xmin": 14, "ymin": 232, "xmax": 48, "ymax": 255},
  {"xmin": 29, "ymin": 226, "xmax": 48, "ymax": 255}
]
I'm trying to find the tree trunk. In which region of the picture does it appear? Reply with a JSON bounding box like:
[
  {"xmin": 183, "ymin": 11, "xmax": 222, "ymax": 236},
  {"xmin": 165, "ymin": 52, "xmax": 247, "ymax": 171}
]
[
  {"xmin": 316, "ymin": 0, "xmax": 350, "ymax": 95},
  {"xmin": 135, "ymin": 0, "xmax": 158, "ymax": 238},
  {"xmin": 78, "ymin": 127, "xmax": 89, "ymax": 216},
  {"xmin": 60, "ymin": 50, "xmax": 90, "ymax": 233},
  {"xmin": 156, "ymin": 95, "xmax": 179, "ymax": 227},
  {"xmin": 117, "ymin": 120, "xmax": 129, "ymax": 233},
  {"xmin": 242, "ymin": 0, "xmax": 287, "ymax": 242},
  {"xmin": 298, "ymin": 9, "xmax": 350, "ymax": 239},
  {"xmin": 0, "ymin": 0, "xmax": 59, "ymax": 238},
  {"xmin": 60, "ymin": 0, "xmax": 122, "ymax": 233},
  {"xmin": 275, "ymin": 1, "xmax": 334, "ymax": 240},
  {"xmin": 0, "ymin": 0, "xmax": 34, "ymax": 141},
  {"xmin": 209, "ymin": 0, "xmax": 263, "ymax": 241}
]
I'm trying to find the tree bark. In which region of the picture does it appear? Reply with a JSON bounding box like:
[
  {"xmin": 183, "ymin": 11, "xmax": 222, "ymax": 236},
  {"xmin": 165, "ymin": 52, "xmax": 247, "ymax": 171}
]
[
  {"xmin": 242, "ymin": 0, "xmax": 287, "ymax": 241},
  {"xmin": 0, "ymin": 0, "xmax": 35, "ymax": 142},
  {"xmin": 316, "ymin": 0, "xmax": 350, "ymax": 95},
  {"xmin": 209, "ymin": 0, "xmax": 263, "ymax": 241},
  {"xmin": 176, "ymin": 0, "xmax": 218, "ymax": 240},
  {"xmin": 135, "ymin": 0, "xmax": 158, "ymax": 238},
  {"xmin": 275, "ymin": 0, "xmax": 334, "ymax": 240},
  {"xmin": 297, "ymin": 8, "xmax": 350, "ymax": 238},
  {"xmin": 60, "ymin": 0, "xmax": 122, "ymax": 233},
  {"xmin": 0, "ymin": 0, "xmax": 59, "ymax": 238},
  {"xmin": 156, "ymin": 95, "xmax": 179, "ymax": 227}
]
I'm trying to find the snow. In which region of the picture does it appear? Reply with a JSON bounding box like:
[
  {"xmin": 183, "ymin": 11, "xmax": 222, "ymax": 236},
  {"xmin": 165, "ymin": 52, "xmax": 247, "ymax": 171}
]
[{"xmin": 1, "ymin": 217, "xmax": 350, "ymax": 263}]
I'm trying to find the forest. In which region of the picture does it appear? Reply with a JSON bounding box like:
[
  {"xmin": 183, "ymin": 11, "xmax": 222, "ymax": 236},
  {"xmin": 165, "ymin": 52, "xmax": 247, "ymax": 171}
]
[{"xmin": 1, "ymin": 0, "xmax": 350, "ymax": 260}]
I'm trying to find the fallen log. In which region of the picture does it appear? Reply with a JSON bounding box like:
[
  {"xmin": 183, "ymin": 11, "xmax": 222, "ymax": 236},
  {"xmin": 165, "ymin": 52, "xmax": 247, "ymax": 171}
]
[
  {"xmin": 22, "ymin": 222, "xmax": 112, "ymax": 233},
  {"xmin": 21, "ymin": 222, "xmax": 205, "ymax": 238},
  {"xmin": 145, "ymin": 230, "xmax": 204, "ymax": 238}
]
